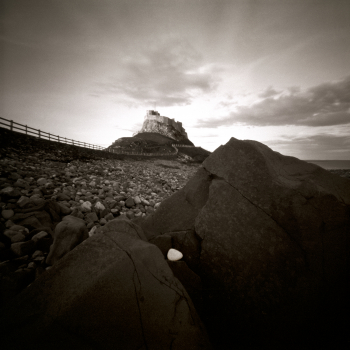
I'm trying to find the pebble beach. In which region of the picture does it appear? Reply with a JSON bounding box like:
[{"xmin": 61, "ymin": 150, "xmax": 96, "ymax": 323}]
[{"xmin": 0, "ymin": 129, "xmax": 199, "ymax": 303}]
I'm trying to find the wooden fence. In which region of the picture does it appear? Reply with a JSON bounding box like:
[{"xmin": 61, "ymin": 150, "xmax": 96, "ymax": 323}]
[
  {"xmin": 0, "ymin": 117, "xmax": 106, "ymax": 151},
  {"xmin": 110, "ymin": 148, "xmax": 178, "ymax": 156},
  {"xmin": 172, "ymin": 144, "xmax": 196, "ymax": 148}
]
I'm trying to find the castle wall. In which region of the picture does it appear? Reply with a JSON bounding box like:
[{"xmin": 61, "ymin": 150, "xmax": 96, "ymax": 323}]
[{"xmin": 142, "ymin": 110, "xmax": 188, "ymax": 139}]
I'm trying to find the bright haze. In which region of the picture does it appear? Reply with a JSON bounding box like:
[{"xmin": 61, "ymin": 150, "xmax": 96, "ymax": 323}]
[{"xmin": 2, "ymin": 0, "xmax": 350, "ymax": 160}]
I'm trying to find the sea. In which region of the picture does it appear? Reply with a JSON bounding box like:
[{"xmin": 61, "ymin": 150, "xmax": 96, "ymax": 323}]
[{"xmin": 305, "ymin": 160, "xmax": 350, "ymax": 170}]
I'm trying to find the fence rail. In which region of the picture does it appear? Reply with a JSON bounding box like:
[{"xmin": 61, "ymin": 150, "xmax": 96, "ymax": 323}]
[
  {"xmin": 0, "ymin": 117, "xmax": 106, "ymax": 151},
  {"xmin": 172, "ymin": 144, "xmax": 196, "ymax": 148},
  {"xmin": 110, "ymin": 149, "xmax": 177, "ymax": 156}
]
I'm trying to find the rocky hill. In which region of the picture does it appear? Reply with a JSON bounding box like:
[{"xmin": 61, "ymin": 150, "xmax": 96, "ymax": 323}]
[{"xmin": 106, "ymin": 110, "xmax": 213, "ymax": 162}]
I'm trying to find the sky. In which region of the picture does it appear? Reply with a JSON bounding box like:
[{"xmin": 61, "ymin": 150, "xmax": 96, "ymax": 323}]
[{"xmin": 1, "ymin": 0, "xmax": 350, "ymax": 160}]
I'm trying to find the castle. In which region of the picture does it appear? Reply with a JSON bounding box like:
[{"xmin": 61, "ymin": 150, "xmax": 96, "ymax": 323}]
[{"xmin": 141, "ymin": 110, "xmax": 188, "ymax": 139}]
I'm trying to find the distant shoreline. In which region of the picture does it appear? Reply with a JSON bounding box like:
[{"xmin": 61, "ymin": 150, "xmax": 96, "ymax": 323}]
[{"xmin": 305, "ymin": 160, "xmax": 350, "ymax": 170}]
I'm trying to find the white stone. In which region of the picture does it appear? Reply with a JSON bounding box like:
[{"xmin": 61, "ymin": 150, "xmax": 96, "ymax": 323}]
[
  {"xmin": 95, "ymin": 201, "xmax": 105, "ymax": 211},
  {"xmin": 89, "ymin": 226, "xmax": 97, "ymax": 237},
  {"xmin": 167, "ymin": 248, "xmax": 183, "ymax": 261},
  {"xmin": 81, "ymin": 201, "xmax": 92, "ymax": 212},
  {"xmin": 134, "ymin": 196, "xmax": 141, "ymax": 204},
  {"xmin": 141, "ymin": 198, "xmax": 150, "ymax": 205}
]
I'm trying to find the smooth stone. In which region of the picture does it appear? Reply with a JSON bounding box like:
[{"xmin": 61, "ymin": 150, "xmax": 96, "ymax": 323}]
[
  {"xmin": 167, "ymin": 248, "xmax": 183, "ymax": 261},
  {"xmin": 37, "ymin": 178, "xmax": 48, "ymax": 186},
  {"xmin": 17, "ymin": 196, "xmax": 30, "ymax": 208},
  {"xmin": 10, "ymin": 232, "xmax": 26, "ymax": 243},
  {"xmin": 56, "ymin": 193, "xmax": 71, "ymax": 201},
  {"xmin": 31, "ymin": 231, "xmax": 49, "ymax": 243},
  {"xmin": 2, "ymin": 210, "xmax": 14, "ymax": 220},
  {"xmin": 134, "ymin": 196, "xmax": 141, "ymax": 204}
]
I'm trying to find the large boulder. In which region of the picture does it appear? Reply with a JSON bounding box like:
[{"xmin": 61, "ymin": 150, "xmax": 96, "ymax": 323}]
[
  {"xmin": 0, "ymin": 218, "xmax": 211, "ymax": 350},
  {"xmin": 138, "ymin": 137, "xmax": 350, "ymax": 348},
  {"xmin": 46, "ymin": 215, "xmax": 88, "ymax": 265}
]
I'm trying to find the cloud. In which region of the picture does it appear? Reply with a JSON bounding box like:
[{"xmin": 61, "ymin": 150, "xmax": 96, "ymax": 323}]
[
  {"xmin": 197, "ymin": 76, "xmax": 350, "ymax": 128},
  {"xmin": 258, "ymin": 86, "xmax": 281, "ymax": 98},
  {"xmin": 96, "ymin": 38, "xmax": 219, "ymax": 107},
  {"xmin": 265, "ymin": 133, "xmax": 350, "ymax": 158}
]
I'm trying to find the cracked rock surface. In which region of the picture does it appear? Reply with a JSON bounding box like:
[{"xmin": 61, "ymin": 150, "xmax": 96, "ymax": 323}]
[
  {"xmin": 138, "ymin": 137, "xmax": 350, "ymax": 348},
  {"xmin": 0, "ymin": 218, "xmax": 211, "ymax": 349}
]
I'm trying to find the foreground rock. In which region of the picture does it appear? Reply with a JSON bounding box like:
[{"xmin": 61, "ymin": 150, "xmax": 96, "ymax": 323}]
[
  {"xmin": 0, "ymin": 218, "xmax": 211, "ymax": 349},
  {"xmin": 138, "ymin": 137, "xmax": 350, "ymax": 348}
]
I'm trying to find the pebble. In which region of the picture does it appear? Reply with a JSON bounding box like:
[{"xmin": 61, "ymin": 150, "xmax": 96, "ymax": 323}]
[
  {"xmin": 167, "ymin": 248, "xmax": 183, "ymax": 261},
  {"xmin": 95, "ymin": 201, "xmax": 105, "ymax": 211},
  {"xmin": 81, "ymin": 201, "xmax": 92, "ymax": 212},
  {"xmin": 2, "ymin": 209, "xmax": 14, "ymax": 219}
]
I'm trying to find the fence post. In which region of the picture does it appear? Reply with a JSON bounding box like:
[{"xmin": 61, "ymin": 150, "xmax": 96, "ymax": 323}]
[
  {"xmin": 25, "ymin": 125, "xmax": 27, "ymax": 134},
  {"xmin": 73, "ymin": 140, "xmax": 74, "ymax": 146},
  {"xmin": 49, "ymin": 133, "xmax": 50, "ymax": 140},
  {"xmin": 58, "ymin": 135, "xmax": 60, "ymax": 143},
  {"xmin": 10, "ymin": 120, "xmax": 13, "ymax": 131},
  {"xmin": 38, "ymin": 130, "xmax": 41, "ymax": 138}
]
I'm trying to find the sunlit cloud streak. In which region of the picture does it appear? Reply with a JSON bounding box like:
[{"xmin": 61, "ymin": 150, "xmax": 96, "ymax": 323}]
[{"xmin": 197, "ymin": 76, "xmax": 350, "ymax": 128}]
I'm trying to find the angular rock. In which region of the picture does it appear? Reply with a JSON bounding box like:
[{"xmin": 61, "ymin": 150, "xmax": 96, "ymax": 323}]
[
  {"xmin": 12, "ymin": 211, "xmax": 53, "ymax": 230},
  {"xmin": 0, "ymin": 219, "xmax": 211, "ymax": 349},
  {"xmin": 84, "ymin": 211, "xmax": 98, "ymax": 223},
  {"xmin": 56, "ymin": 202, "xmax": 71, "ymax": 215},
  {"xmin": 80, "ymin": 201, "xmax": 91, "ymax": 212},
  {"xmin": 104, "ymin": 213, "xmax": 114, "ymax": 221},
  {"xmin": 11, "ymin": 241, "xmax": 35, "ymax": 257},
  {"xmin": 125, "ymin": 197, "xmax": 135, "ymax": 208},
  {"xmin": 46, "ymin": 215, "xmax": 88, "ymax": 265},
  {"xmin": 139, "ymin": 137, "xmax": 350, "ymax": 348}
]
